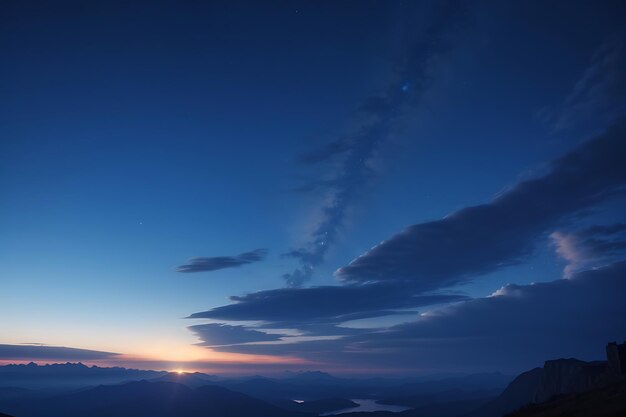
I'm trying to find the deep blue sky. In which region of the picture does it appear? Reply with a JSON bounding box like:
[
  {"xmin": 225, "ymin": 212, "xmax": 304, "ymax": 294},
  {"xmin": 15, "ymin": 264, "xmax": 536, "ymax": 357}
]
[{"xmin": 1, "ymin": 1, "xmax": 626, "ymax": 375}]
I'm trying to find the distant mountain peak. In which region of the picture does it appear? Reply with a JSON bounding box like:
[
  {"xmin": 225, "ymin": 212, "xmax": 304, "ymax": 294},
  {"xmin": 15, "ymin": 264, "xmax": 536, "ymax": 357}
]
[
  {"xmin": 285, "ymin": 370, "xmax": 338, "ymax": 381},
  {"xmin": 7, "ymin": 379, "xmax": 308, "ymax": 417}
]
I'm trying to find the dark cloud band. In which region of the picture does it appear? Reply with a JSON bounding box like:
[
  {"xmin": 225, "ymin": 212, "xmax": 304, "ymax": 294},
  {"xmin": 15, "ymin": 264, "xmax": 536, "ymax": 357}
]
[
  {"xmin": 335, "ymin": 118, "xmax": 626, "ymax": 290},
  {"xmin": 188, "ymin": 283, "xmax": 466, "ymax": 325},
  {"xmin": 188, "ymin": 323, "xmax": 283, "ymax": 346},
  {"xmin": 0, "ymin": 344, "xmax": 119, "ymax": 361},
  {"xmin": 176, "ymin": 249, "xmax": 267, "ymax": 273},
  {"xmin": 211, "ymin": 261, "xmax": 626, "ymax": 373},
  {"xmin": 188, "ymin": 119, "xmax": 626, "ymax": 373}
]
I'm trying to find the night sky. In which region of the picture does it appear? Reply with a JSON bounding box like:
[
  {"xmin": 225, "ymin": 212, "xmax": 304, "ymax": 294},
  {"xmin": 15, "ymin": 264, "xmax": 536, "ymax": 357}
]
[{"xmin": 1, "ymin": 1, "xmax": 626, "ymax": 375}]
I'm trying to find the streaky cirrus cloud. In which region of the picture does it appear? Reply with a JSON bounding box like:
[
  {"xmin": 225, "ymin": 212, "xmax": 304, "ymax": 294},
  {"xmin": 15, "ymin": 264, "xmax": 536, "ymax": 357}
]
[
  {"xmin": 0, "ymin": 344, "xmax": 119, "ymax": 361},
  {"xmin": 188, "ymin": 283, "xmax": 467, "ymax": 328},
  {"xmin": 282, "ymin": 1, "xmax": 466, "ymax": 287},
  {"xmin": 187, "ymin": 118, "xmax": 626, "ymax": 372},
  {"xmin": 539, "ymin": 39, "xmax": 626, "ymax": 133},
  {"xmin": 576, "ymin": 223, "xmax": 626, "ymax": 237},
  {"xmin": 211, "ymin": 261, "xmax": 626, "ymax": 373},
  {"xmin": 335, "ymin": 117, "xmax": 626, "ymax": 291},
  {"xmin": 188, "ymin": 323, "xmax": 284, "ymax": 346},
  {"xmin": 176, "ymin": 248, "xmax": 267, "ymax": 273}
]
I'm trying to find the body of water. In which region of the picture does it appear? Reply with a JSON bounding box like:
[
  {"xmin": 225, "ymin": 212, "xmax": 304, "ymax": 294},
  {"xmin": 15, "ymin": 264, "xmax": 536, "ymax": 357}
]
[{"xmin": 320, "ymin": 399, "xmax": 411, "ymax": 415}]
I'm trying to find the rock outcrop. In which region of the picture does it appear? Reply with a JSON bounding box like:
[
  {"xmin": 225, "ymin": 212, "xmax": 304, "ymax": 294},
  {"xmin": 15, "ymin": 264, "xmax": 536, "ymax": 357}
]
[
  {"xmin": 505, "ymin": 381, "xmax": 626, "ymax": 417},
  {"xmin": 533, "ymin": 358, "xmax": 609, "ymax": 402},
  {"xmin": 469, "ymin": 356, "xmax": 624, "ymax": 417}
]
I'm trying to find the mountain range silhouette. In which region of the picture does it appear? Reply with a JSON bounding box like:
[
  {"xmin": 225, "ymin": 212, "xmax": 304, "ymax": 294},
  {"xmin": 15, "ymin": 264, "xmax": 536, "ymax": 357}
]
[{"xmin": 1, "ymin": 350, "xmax": 625, "ymax": 417}]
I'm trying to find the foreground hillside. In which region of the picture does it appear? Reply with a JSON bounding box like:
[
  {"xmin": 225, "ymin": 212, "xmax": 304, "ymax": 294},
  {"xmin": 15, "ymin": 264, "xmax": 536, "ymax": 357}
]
[
  {"xmin": 1, "ymin": 381, "xmax": 310, "ymax": 417},
  {"xmin": 505, "ymin": 381, "xmax": 626, "ymax": 417},
  {"xmin": 467, "ymin": 353, "xmax": 626, "ymax": 417},
  {"xmin": 1, "ymin": 356, "xmax": 623, "ymax": 417}
]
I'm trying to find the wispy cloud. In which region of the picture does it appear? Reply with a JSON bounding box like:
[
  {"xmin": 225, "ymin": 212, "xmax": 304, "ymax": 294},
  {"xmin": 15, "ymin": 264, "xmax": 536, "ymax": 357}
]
[
  {"xmin": 176, "ymin": 249, "xmax": 267, "ymax": 273},
  {"xmin": 189, "ymin": 323, "xmax": 284, "ymax": 346},
  {"xmin": 282, "ymin": 2, "xmax": 465, "ymax": 287},
  {"xmin": 188, "ymin": 284, "xmax": 466, "ymax": 327},
  {"xmin": 211, "ymin": 261, "xmax": 626, "ymax": 373},
  {"xmin": 189, "ymin": 119, "xmax": 626, "ymax": 371},
  {"xmin": 538, "ymin": 39, "xmax": 626, "ymax": 133},
  {"xmin": 335, "ymin": 118, "xmax": 626, "ymax": 290},
  {"xmin": 0, "ymin": 344, "xmax": 119, "ymax": 361}
]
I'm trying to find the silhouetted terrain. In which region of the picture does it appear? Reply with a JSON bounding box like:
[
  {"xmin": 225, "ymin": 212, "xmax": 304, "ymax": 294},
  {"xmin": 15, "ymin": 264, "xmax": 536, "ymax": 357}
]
[
  {"xmin": 219, "ymin": 371, "xmax": 370, "ymax": 400},
  {"xmin": 504, "ymin": 381, "xmax": 626, "ymax": 417},
  {"xmin": 2, "ymin": 354, "xmax": 624, "ymax": 417},
  {"xmin": 329, "ymin": 398, "xmax": 491, "ymax": 417},
  {"xmin": 0, "ymin": 363, "xmax": 165, "ymax": 389},
  {"xmin": 383, "ymin": 372, "xmax": 511, "ymax": 398},
  {"xmin": 380, "ymin": 388, "xmax": 498, "ymax": 408},
  {"xmin": 407, "ymin": 398, "xmax": 490, "ymax": 417},
  {"xmin": 218, "ymin": 371, "xmax": 510, "ymax": 402},
  {"xmin": 468, "ymin": 356, "xmax": 625, "ymax": 417},
  {"xmin": 220, "ymin": 376, "xmax": 297, "ymax": 400},
  {"xmin": 151, "ymin": 371, "xmax": 221, "ymax": 388},
  {"xmin": 377, "ymin": 373, "xmax": 508, "ymax": 408},
  {"xmin": 467, "ymin": 368, "xmax": 545, "ymax": 417},
  {"xmin": 275, "ymin": 398, "xmax": 359, "ymax": 414},
  {"xmin": 0, "ymin": 364, "xmax": 513, "ymax": 417},
  {"xmin": 1, "ymin": 380, "xmax": 311, "ymax": 417},
  {"xmin": 0, "ymin": 387, "xmax": 41, "ymax": 403}
]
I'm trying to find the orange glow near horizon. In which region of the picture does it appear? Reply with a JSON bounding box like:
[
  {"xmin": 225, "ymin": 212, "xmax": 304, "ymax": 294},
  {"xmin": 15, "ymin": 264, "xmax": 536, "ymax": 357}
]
[
  {"xmin": 115, "ymin": 344, "xmax": 314, "ymax": 374},
  {"xmin": 0, "ymin": 349, "xmax": 313, "ymax": 374},
  {"xmin": 0, "ymin": 341, "xmax": 314, "ymax": 374},
  {"xmin": 118, "ymin": 344, "xmax": 309, "ymax": 365}
]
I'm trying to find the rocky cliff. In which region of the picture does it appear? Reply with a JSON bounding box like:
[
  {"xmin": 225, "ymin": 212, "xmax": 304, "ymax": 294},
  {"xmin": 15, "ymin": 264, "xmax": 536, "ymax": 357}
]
[
  {"xmin": 533, "ymin": 358, "xmax": 609, "ymax": 402},
  {"xmin": 505, "ymin": 381, "xmax": 626, "ymax": 417},
  {"xmin": 468, "ymin": 358, "xmax": 621, "ymax": 417}
]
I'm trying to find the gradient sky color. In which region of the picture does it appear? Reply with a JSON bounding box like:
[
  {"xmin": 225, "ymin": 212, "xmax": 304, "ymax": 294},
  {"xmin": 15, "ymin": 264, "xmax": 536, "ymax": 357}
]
[{"xmin": 2, "ymin": 1, "xmax": 626, "ymax": 375}]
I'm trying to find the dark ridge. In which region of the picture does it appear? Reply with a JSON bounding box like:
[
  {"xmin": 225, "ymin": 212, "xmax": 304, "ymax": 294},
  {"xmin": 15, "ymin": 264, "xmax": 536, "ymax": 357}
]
[
  {"xmin": 0, "ymin": 380, "xmax": 310, "ymax": 417},
  {"xmin": 504, "ymin": 381, "xmax": 626, "ymax": 417}
]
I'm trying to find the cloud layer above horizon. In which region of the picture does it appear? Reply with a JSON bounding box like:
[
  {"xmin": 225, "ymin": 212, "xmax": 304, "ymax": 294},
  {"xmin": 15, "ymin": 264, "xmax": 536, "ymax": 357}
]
[
  {"xmin": 0, "ymin": 344, "xmax": 119, "ymax": 361},
  {"xmin": 210, "ymin": 261, "xmax": 626, "ymax": 373},
  {"xmin": 4, "ymin": 0, "xmax": 626, "ymax": 378},
  {"xmin": 188, "ymin": 116, "xmax": 626, "ymax": 372},
  {"xmin": 334, "ymin": 118, "xmax": 626, "ymax": 289}
]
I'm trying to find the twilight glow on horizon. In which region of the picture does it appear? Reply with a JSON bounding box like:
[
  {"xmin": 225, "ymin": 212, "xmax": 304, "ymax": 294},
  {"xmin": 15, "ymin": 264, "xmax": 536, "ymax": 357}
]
[{"xmin": 1, "ymin": 1, "xmax": 626, "ymax": 376}]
